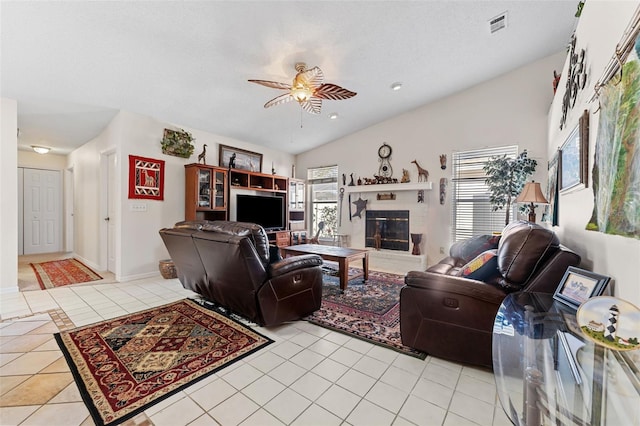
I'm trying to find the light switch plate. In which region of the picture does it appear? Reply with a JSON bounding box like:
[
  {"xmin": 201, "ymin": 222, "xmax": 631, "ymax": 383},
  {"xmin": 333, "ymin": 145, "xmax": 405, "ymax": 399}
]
[{"xmin": 130, "ymin": 203, "xmax": 147, "ymax": 212}]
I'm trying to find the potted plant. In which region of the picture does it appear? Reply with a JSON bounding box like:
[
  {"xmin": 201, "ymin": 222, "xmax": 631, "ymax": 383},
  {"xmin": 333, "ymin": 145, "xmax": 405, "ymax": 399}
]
[
  {"xmin": 483, "ymin": 150, "xmax": 537, "ymax": 226},
  {"xmin": 161, "ymin": 128, "xmax": 195, "ymax": 158}
]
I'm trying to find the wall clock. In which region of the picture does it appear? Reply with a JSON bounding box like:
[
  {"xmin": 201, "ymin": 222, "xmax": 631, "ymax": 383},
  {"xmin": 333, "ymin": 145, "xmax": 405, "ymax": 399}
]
[{"xmin": 378, "ymin": 143, "xmax": 393, "ymax": 177}]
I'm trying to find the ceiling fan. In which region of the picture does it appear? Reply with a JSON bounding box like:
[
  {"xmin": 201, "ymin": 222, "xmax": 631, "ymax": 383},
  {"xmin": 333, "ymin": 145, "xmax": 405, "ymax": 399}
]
[{"xmin": 248, "ymin": 62, "xmax": 357, "ymax": 115}]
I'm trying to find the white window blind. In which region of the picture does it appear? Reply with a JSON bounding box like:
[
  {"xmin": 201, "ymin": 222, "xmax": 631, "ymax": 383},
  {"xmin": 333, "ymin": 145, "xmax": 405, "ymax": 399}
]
[{"xmin": 451, "ymin": 146, "xmax": 518, "ymax": 241}]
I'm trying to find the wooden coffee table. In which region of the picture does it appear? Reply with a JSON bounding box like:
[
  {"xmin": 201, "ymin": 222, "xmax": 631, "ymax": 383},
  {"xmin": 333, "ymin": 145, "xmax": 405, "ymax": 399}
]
[{"xmin": 281, "ymin": 244, "xmax": 369, "ymax": 292}]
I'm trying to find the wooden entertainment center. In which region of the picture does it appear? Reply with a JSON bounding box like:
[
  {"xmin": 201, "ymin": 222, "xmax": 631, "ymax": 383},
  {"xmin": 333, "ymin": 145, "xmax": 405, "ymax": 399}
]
[{"xmin": 184, "ymin": 163, "xmax": 305, "ymax": 248}]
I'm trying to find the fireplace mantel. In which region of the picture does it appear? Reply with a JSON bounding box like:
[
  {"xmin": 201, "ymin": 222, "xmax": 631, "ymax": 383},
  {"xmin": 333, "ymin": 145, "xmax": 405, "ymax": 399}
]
[{"xmin": 343, "ymin": 182, "xmax": 433, "ymax": 193}]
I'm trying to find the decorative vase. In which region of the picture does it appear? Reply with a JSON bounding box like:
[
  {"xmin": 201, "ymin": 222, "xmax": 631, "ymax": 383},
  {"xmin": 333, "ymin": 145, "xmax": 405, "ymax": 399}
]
[{"xmin": 411, "ymin": 233, "xmax": 422, "ymax": 255}]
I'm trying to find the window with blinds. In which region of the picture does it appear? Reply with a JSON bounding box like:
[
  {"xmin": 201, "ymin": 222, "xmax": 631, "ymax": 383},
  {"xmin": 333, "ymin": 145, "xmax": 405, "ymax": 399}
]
[
  {"xmin": 451, "ymin": 146, "xmax": 518, "ymax": 241},
  {"xmin": 307, "ymin": 165, "xmax": 338, "ymax": 239}
]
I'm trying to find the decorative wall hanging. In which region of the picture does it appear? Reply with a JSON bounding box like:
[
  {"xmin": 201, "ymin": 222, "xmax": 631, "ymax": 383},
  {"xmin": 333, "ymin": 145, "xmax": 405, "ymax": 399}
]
[
  {"xmin": 376, "ymin": 193, "xmax": 396, "ymax": 201},
  {"xmin": 161, "ymin": 128, "xmax": 195, "ymax": 158},
  {"xmin": 352, "ymin": 197, "xmax": 368, "ymax": 218},
  {"xmin": 417, "ymin": 190, "xmax": 424, "ymax": 203},
  {"xmin": 128, "ymin": 155, "xmax": 164, "ymax": 200},
  {"xmin": 218, "ymin": 144, "xmax": 262, "ymax": 172},
  {"xmin": 586, "ymin": 25, "xmax": 640, "ymax": 239},
  {"xmin": 439, "ymin": 154, "xmax": 447, "ymax": 170},
  {"xmin": 559, "ymin": 110, "xmax": 589, "ymax": 193},
  {"xmin": 543, "ymin": 151, "xmax": 559, "ymax": 226},
  {"xmin": 439, "ymin": 178, "xmax": 448, "ymax": 205},
  {"xmin": 560, "ymin": 34, "xmax": 588, "ymax": 130}
]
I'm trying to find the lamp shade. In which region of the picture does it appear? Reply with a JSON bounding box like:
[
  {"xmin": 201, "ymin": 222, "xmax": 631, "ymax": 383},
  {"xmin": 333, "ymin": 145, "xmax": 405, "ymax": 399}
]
[{"xmin": 516, "ymin": 181, "xmax": 549, "ymax": 204}]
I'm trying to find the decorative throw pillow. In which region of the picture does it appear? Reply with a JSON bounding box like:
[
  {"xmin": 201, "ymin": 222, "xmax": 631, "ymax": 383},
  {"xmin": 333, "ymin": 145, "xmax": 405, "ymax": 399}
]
[
  {"xmin": 459, "ymin": 249, "xmax": 500, "ymax": 281},
  {"xmin": 449, "ymin": 234, "xmax": 501, "ymax": 262}
]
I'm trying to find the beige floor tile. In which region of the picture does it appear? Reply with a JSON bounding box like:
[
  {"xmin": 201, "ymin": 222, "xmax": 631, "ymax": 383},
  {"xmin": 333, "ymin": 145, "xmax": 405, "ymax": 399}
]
[
  {"xmin": 39, "ymin": 356, "xmax": 70, "ymax": 374},
  {"xmin": 0, "ymin": 333, "xmax": 52, "ymax": 353},
  {"xmin": 0, "ymin": 375, "xmax": 31, "ymax": 396},
  {"xmin": 0, "ymin": 353, "xmax": 22, "ymax": 368},
  {"xmin": 0, "ymin": 372, "xmax": 73, "ymax": 406},
  {"xmin": 0, "ymin": 351, "xmax": 62, "ymax": 376},
  {"xmin": 0, "ymin": 321, "xmax": 50, "ymax": 337},
  {"xmin": 0, "ymin": 405, "xmax": 40, "ymax": 426},
  {"xmin": 29, "ymin": 321, "xmax": 60, "ymax": 335},
  {"xmin": 48, "ymin": 382, "xmax": 82, "ymax": 403},
  {"xmin": 22, "ymin": 401, "xmax": 90, "ymax": 426}
]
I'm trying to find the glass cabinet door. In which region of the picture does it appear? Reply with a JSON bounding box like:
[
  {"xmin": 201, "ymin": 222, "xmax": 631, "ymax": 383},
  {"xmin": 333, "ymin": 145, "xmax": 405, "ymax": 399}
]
[
  {"xmin": 198, "ymin": 169, "xmax": 211, "ymax": 208},
  {"xmin": 214, "ymin": 170, "xmax": 225, "ymax": 209},
  {"xmin": 295, "ymin": 182, "xmax": 305, "ymax": 210}
]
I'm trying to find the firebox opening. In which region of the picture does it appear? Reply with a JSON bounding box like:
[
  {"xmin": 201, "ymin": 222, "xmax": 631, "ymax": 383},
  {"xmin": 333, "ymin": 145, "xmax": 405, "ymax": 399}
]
[{"xmin": 365, "ymin": 210, "xmax": 410, "ymax": 251}]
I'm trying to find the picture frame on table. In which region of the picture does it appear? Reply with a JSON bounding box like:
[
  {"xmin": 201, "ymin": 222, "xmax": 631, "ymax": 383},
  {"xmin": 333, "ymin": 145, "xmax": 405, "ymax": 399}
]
[
  {"xmin": 553, "ymin": 266, "xmax": 610, "ymax": 311},
  {"xmin": 559, "ymin": 109, "xmax": 589, "ymax": 193},
  {"xmin": 218, "ymin": 144, "xmax": 262, "ymax": 172}
]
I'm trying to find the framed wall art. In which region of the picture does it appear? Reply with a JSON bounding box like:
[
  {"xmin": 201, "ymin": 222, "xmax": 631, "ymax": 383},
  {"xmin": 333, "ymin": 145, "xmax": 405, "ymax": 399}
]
[
  {"xmin": 218, "ymin": 144, "xmax": 262, "ymax": 172},
  {"xmin": 559, "ymin": 109, "xmax": 589, "ymax": 193},
  {"xmin": 553, "ymin": 266, "xmax": 610, "ymax": 311},
  {"xmin": 128, "ymin": 155, "xmax": 165, "ymax": 200}
]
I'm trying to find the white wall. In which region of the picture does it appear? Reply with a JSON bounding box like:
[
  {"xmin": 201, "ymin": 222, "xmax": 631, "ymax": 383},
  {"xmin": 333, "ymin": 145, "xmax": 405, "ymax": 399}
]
[
  {"xmin": 548, "ymin": 1, "xmax": 640, "ymax": 306},
  {"xmin": 69, "ymin": 110, "xmax": 295, "ymax": 281},
  {"xmin": 18, "ymin": 151, "xmax": 67, "ymax": 170},
  {"xmin": 0, "ymin": 98, "xmax": 19, "ymax": 293},
  {"xmin": 297, "ymin": 51, "xmax": 566, "ymax": 266}
]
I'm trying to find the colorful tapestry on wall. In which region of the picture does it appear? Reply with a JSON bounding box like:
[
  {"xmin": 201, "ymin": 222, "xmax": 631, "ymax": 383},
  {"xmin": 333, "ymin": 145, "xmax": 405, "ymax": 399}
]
[{"xmin": 586, "ymin": 33, "xmax": 640, "ymax": 239}]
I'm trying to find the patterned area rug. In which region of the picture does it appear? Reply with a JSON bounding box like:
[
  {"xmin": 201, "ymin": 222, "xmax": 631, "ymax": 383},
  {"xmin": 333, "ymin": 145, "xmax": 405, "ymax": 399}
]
[
  {"xmin": 55, "ymin": 299, "xmax": 272, "ymax": 426},
  {"xmin": 30, "ymin": 258, "xmax": 103, "ymax": 289},
  {"xmin": 307, "ymin": 269, "xmax": 426, "ymax": 359}
]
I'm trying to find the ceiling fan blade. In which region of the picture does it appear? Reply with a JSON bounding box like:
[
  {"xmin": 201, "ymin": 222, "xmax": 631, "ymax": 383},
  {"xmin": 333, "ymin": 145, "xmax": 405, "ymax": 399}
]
[
  {"xmin": 300, "ymin": 97, "xmax": 322, "ymax": 115},
  {"xmin": 264, "ymin": 93, "xmax": 295, "ymax": 109},
  {"xmin": 248, "ymin": 79, "xmax": 291, "ymax": 90},
  {"xmin": 314, "ymin": 83, "xmax": 357, "ymax": 100},
  {"xmin": 296, "ymin": 66, "xmax": 324, "ymax": 89}
]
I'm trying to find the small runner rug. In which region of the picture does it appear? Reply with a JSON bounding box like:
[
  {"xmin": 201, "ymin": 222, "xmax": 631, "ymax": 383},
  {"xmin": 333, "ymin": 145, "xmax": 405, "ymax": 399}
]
[
  {"xmin": 30, "ymin": 258, "xmax": 103, "ymax": 289},
  {"xmin": 55, "ymin": 299, "xmax": 273, "ymax": 426},
  {"xmin": 307, "ymin": 269, "xmax": 426, "ymax": 359}
]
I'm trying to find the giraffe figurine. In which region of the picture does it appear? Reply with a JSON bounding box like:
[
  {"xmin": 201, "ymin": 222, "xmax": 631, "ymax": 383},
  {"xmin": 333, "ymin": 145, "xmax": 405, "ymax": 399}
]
[
  {"xmin": 197, "ymin": 144, "xmax": 207, "ymax": 164},
  {"xmin": 411, "ymin": 160, "xmax": 429, "ymax": 182}
]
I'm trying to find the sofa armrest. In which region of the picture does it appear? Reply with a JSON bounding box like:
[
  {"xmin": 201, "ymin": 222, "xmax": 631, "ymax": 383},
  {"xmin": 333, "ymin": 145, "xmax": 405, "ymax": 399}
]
[
  {"xmin": 405, "ymin": 270, "xmax": 506, "ymax": 305},
  {"xmin": 268, "ymin": 254, "xmax": 323, "ymax": 278}
]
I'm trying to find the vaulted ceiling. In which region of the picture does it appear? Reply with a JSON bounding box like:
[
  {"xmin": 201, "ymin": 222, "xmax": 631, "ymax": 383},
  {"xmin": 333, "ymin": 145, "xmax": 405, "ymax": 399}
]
[{"xmin": 1, "ymin": 1, "xmax": 579, "ymax": 155}]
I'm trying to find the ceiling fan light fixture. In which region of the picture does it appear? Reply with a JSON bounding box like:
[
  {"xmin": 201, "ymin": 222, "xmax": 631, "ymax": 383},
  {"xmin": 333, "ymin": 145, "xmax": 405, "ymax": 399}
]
[
  {"xmin": 291, "ymin": 84, "xmax": 313, "ymax": 102},
  {"xmin": 391, "ymin": 82, "xmax": 403, "ymax": 91},
  {"xmin": 31, "ymin": 145, "xmax": 50, "ymax": 154},
  {"xmin": 328, "ymin": 112, "xmax": 339, "ymax": 120}
]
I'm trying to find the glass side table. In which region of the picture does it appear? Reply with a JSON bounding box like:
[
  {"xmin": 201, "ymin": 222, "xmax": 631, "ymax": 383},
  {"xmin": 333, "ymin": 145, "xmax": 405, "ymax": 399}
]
[{"xmin": 493, "ymin": 292, "xmax": 640, "ymax": 426}]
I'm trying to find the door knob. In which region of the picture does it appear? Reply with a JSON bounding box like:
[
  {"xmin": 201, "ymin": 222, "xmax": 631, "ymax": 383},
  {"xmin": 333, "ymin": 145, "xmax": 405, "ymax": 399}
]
[{"xmin": 104, "ymin": 217, "xmax": 110, "ymax": 222}]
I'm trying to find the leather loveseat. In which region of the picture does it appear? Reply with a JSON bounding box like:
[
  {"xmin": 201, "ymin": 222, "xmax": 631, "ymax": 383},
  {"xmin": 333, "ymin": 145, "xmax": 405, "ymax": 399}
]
[
  {"xmin": 399, "ymin": 220, "xmax": 581, "ymax": 368},
  {"xmin": 159, "ymin": 220, "xmax": 323, "ymax": 326}
]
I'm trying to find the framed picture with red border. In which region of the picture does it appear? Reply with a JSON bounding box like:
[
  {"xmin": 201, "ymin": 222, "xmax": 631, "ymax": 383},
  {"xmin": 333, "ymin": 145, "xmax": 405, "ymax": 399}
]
[{"xmin": 128, "ymin": 155, "xmax": 165, "ymax": 200}]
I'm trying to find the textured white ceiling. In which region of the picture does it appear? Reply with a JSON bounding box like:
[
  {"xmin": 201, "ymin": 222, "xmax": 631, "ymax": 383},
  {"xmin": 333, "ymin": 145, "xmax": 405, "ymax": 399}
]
[{"xmin": 1, "ymin": 1, "xmax": 578, "ymax": 155}]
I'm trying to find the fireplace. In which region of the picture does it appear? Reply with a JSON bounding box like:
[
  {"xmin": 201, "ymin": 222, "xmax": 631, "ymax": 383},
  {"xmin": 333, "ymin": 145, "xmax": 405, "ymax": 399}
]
[{"xmin": 365, "ymin": 210, "xmax": 409, "ymax": 251}]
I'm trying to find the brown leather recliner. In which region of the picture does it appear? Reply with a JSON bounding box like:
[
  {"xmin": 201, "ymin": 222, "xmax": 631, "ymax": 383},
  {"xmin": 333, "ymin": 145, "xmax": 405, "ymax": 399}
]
[
  {"xmin": 159, "ymin": 220, "xmax": 323, "ymax": 326},
  {"xmin": 399, "ymin": 220, "xmax": 581, "ymax": 369}
]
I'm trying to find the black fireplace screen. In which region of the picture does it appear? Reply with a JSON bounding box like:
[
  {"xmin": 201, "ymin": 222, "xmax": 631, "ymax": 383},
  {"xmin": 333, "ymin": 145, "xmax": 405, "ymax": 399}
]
[{"xmin": 365, "ymin": 210, "xmax": 409, "ymax": 251}]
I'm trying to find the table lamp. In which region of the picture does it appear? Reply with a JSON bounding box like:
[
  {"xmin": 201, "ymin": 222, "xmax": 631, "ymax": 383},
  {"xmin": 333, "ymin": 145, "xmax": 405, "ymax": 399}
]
[{"xmin": 516, "ymin": 181, "xmax": 549, "ymax": 223}]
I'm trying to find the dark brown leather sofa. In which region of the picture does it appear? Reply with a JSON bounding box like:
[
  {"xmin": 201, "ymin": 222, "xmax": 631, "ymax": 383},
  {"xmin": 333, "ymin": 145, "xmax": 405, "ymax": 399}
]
[
  {"xmin": 400, "ymin": 220, "xmax": 581, "ymax": 369},
  {"xmin": 159, "ymin": 220, "xmax": 323, "ymax": 326}
]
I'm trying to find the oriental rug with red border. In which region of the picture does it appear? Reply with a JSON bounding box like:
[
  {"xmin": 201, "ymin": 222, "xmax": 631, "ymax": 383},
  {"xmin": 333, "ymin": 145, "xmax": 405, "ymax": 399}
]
[
  {"xmin": 307, "ymin": 269, "xmax": 426, "ymax": 359},
  {"xmin": 30, "ymin": 258, "xmax": 103, "ymax": 289},
  {"xmin": 55, "ymin": 299, "xmax": 272, "ymax": 426}
]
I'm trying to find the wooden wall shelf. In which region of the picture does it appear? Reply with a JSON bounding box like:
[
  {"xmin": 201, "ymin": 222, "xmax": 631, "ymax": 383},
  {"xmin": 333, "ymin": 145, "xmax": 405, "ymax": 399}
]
[{"xmin": 343, "ymin": 182, "xmax": 433, "ymax": 193}]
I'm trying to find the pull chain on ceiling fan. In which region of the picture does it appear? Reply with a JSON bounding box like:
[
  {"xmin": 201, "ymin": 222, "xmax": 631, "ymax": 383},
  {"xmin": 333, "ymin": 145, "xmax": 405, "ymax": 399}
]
[{"xmin": 248, "ymin": 62, "xmax": 357, "ymax": 115}]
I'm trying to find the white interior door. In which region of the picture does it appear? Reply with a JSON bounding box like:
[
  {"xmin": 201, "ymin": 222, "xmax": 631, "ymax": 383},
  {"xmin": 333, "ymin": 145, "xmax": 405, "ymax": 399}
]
[
  {"xmin": 18, "ymin": 168, "xmax": 24, "ymax": 255},
  {"xmin": 107, "ymin": 153, "xmax": 117, "ymax": 273},
  {"xmin": 23, "ymin": 168, "xmax": 62, "ymax": 254}
]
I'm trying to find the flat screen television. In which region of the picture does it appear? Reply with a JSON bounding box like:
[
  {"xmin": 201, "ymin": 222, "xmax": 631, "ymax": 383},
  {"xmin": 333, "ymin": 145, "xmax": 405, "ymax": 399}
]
[{"xmin": 236, "ymin": 194, "xmax": 286, "ymax": 231}]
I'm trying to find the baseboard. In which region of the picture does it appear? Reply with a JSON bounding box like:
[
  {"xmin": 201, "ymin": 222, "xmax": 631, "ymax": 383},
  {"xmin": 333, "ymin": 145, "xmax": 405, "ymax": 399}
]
[
  {"xmin": 71, "ymin": 253, "xmax": 101, "ymax": 272},
  {"xmin": 117, "ymin": 271, "xmax": 161, "ymax": 282},
  {"xmin": 0, "ymin": 285, "xmax": 20, "ymax": 295}
]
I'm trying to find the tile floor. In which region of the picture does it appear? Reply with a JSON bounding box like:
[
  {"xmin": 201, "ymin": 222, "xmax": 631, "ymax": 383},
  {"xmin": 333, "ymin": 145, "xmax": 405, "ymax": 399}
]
[{"xmin": 0, "ymin": 256, "xmax": 512, "ymax": 426}]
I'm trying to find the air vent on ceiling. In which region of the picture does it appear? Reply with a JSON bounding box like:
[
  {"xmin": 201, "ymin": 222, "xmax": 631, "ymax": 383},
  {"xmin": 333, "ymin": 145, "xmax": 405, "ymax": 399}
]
[{"xmin": 489, "ymin": 11, "xmax": 508, "ymax": 34}]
